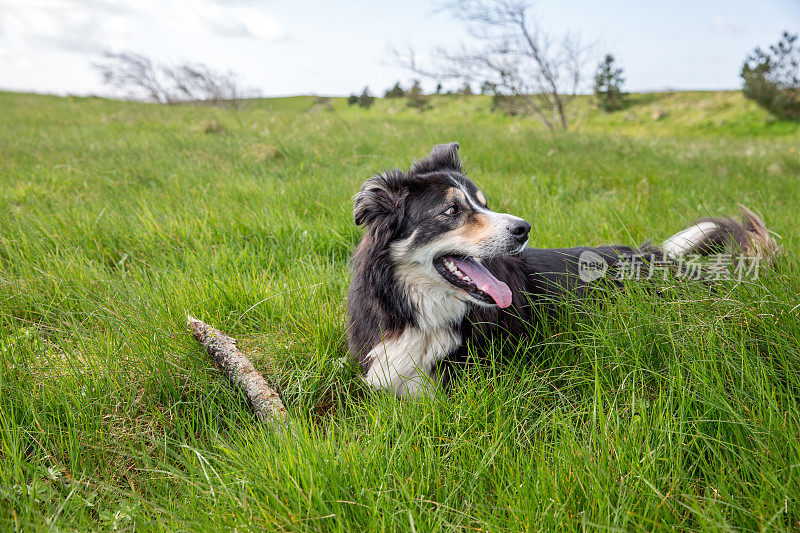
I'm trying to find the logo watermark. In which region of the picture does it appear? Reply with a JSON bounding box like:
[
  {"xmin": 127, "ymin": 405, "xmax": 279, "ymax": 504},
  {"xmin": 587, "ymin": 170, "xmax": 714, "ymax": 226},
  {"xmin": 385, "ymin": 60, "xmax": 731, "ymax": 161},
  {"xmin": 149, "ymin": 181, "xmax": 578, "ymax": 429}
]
[
  {"xmin": 577, "ymin": 251, "xmax": 763, "ymax": 283},
  {"xmin": 578, "ymin": 250, "xmax": 609, "ymax": 282}
]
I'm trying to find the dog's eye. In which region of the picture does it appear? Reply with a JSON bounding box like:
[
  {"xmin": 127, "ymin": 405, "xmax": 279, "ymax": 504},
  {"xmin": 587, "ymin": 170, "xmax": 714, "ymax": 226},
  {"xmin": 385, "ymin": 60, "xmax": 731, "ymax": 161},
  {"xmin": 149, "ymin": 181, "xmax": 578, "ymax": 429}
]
[{"xmin": 443, "ymin": 205, "xmax": 458, "ymax": 216}]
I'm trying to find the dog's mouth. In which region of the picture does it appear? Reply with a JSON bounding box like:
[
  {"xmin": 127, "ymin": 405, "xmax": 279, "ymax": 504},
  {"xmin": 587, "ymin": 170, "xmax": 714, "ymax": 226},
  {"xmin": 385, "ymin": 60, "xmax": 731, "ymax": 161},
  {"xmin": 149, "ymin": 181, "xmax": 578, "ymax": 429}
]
[{"xmin": 433, "ymin": 255, "xmax": 512, "ymax": 308}]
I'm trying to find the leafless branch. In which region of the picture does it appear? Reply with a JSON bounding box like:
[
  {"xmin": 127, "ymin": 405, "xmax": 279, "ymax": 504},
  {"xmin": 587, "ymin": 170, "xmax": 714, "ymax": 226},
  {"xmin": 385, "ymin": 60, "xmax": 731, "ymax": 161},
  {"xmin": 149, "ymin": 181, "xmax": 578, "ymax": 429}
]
[
  {"xmin": 94, "ymin": 51, "xmax": 259, "ymax": 108},
  {"xmin": 395, "ymin": 0, "xmax": 594, "ymax": 130},
  {"xmin": 187, "ymin": 315, "xmax": 292, "ymax": 432}
]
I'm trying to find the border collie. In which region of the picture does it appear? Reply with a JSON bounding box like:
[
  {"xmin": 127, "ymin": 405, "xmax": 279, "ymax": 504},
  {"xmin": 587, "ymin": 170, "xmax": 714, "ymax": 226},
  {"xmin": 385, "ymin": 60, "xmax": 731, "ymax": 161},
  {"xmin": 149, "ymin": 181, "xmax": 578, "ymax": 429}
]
[{"xmin": 347, "ymin": 143, "xmax": 780, "ymax": 397}]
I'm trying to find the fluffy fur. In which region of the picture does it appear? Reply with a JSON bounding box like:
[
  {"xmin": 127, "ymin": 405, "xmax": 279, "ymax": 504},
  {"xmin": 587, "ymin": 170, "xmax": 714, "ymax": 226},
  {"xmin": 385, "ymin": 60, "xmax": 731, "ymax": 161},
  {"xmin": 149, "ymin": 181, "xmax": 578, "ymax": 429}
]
[
  {"xmin": 662, "ymin": 204, "xmax": 781, "ymax": 261},
  {"xmin": 347, "ymin": 143, "xmax": 780, "ymax": 397}
]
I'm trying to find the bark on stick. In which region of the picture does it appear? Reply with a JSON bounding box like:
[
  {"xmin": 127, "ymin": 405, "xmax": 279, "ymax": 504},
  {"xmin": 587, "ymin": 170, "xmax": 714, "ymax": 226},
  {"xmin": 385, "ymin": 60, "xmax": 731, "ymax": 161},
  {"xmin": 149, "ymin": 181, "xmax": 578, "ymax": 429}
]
[{"xmin": 187, "ymin": 315, "xmax": 290, "ymax": 429}]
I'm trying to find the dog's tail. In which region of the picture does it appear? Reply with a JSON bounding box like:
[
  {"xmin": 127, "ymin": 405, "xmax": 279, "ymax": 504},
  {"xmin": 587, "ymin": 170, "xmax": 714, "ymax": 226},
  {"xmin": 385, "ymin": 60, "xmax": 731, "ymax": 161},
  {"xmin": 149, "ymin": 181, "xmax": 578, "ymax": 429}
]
[{"xmin": 661, "ymin": 205, "xmax": 781, "ymax": 263}]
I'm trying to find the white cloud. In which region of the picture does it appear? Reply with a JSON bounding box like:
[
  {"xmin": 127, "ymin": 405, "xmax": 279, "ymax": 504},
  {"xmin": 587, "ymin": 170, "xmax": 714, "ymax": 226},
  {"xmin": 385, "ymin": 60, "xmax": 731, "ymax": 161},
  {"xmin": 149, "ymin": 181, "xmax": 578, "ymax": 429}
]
[
  {"xmin": 0, "ymin": 0, "xmax": 288, "ymax": 58},
  {"xmin": 0, "ymin": 0, "xmax": 289, "ymax": 95},
  {"xmin": 710, "ymin": 15, "xmax": 743, "ymax": 35},
  {"xmin": 197, "ymin": 4, "xmax": 287, "ymax": 40}
]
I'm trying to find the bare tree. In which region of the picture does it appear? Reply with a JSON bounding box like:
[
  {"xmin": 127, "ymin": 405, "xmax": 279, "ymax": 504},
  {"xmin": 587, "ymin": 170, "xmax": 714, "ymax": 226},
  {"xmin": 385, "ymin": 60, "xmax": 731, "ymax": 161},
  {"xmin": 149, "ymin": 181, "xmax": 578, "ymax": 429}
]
[
  {"xmin": 395, "ymin": 0, "xmax": 592, "ymax": 130},
  {"xmin": 95, "ymin": 52, "xmax": 172, "ymax": 104},
  {"xmin": 163, "ymin": 63, "xmax": 250, "ymax": 107},
  {"xmin": 94, "ymin": 51, "xmax": 258, "ymax": 108}
]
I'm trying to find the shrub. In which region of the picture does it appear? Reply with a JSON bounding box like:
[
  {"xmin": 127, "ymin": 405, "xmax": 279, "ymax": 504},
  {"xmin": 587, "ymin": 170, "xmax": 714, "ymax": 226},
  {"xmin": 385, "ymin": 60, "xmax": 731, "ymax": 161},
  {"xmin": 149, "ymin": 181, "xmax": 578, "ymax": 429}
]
[
  {"xmin": 406, "ymin": 80, "xmax": 430, "ymax": 110},
  {"xmin": 483, "ymin": 81, "xmax": 526, "ymax": 116},
  {"xmin": 384, "ymin": 82, "xmax": 405, "ymax": 98},
  {"xmin": 593, "ymin": 54, "xmax": 626, "ymax": 112},
  {"xmin": 491, "ymin": 93, "xmax": 526, "ymax": 116},
  {"xmin": 480, "ymin": 81, "xmax": 497, "ymax": 95},
  {"xmin": 741, "ymin": 31, "xmax": 800, "ymax": 119},
  {"xmin": 313, "ymin": 96, "xmax": 333, "ymax": 111},
  {"xmin": 346, "ymin": 94, "xmax": 358, "ymax": 106},
  {"xmin": 357, "ymin": 87, "xmax": 375, "ymax": 109}
]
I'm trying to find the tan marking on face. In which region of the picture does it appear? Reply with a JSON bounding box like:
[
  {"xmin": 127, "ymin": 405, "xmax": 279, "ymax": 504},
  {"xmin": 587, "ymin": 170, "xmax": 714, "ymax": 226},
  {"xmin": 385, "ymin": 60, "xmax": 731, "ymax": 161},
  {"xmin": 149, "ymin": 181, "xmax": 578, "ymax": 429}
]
[
  {"xmin": 458, "ymin": 212, "xmax": 501, "ymax": 243},
  {"xmin": 476, "ymin": 190, "xmax": 487, "ymax": 206},
  {"xmin": 446, "ymin": 187, "xmax": 466, "ymax": 203},
  {"xmin": 442, "ymin": 188, "xmax": 502, "ymax": 244}
]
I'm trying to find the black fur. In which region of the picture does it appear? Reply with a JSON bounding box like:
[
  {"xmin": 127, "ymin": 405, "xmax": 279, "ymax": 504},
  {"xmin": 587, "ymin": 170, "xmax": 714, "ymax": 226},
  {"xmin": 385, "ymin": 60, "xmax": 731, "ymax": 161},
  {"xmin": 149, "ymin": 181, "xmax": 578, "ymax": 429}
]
[
  {"xmin": 348, "ymin": 143, "xmax": 777, "ymax": 388},
  {"xmin": 348, "ymin": 173, "xmax": 414, "ymax": 369},
  {"xmin": 410, "ymin": 142, "xmax": 462, "ymax": 175},
  {"xmin": 347, "ymin": 143, "xmax": 486, "ymax": 369}
]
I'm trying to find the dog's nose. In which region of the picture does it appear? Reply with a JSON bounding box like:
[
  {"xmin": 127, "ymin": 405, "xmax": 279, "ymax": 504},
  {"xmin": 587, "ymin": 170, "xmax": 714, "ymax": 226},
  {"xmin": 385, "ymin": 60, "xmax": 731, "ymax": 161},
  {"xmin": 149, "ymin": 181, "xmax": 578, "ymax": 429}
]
[{"xmin": 509, "ymin": 220, "xmax": 531, "ymax": 243}]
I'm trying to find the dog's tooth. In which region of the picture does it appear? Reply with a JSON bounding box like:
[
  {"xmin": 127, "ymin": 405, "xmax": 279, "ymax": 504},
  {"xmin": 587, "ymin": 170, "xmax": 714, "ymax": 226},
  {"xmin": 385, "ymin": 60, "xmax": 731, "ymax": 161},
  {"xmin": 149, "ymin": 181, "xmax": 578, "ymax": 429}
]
[{"xmin": 463, "ymin": 275, "xmax": 471, "ymax": 282}]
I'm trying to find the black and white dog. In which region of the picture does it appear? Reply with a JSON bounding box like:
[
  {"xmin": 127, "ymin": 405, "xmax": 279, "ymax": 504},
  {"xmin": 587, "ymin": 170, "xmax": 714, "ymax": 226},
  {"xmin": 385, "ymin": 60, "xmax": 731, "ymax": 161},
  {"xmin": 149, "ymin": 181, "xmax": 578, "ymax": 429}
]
[{"xmin": 347, "ymin": 143, "xmax": 779, "ymax": 397}]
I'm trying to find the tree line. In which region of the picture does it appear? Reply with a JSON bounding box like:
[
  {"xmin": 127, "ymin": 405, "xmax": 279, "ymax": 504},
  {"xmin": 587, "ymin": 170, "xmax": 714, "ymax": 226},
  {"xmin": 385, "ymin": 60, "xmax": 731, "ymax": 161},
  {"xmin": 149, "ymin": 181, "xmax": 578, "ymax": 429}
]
[{"xmin": 94, "ymin": 1, "xmax": 798, "ymax": 123}]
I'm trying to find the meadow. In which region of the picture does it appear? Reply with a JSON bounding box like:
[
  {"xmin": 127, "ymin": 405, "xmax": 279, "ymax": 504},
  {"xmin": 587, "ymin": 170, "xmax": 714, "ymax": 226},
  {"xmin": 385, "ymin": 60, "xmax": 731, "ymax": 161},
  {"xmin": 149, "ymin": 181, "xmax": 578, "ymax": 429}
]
[{"xmin": 1, "ymin": 89, "xmax": 799, "ymax": 531}]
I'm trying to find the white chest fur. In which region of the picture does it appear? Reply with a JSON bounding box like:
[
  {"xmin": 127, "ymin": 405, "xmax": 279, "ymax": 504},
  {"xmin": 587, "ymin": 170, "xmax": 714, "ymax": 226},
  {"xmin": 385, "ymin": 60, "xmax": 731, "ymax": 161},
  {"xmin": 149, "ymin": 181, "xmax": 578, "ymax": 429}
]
[
  {"xmin": 363, "ymin": 325, "xmax": 461, "ymax": 397},
  {"xmin": 363, "ymin": 233, "xmax": 471, "ymax": 396}
]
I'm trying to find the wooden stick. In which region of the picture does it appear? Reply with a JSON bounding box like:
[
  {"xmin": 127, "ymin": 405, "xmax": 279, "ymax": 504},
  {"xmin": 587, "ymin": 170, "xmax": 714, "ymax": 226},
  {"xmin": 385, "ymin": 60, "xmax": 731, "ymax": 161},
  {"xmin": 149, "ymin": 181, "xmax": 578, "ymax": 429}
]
[{"xmin": 187, "ymin": 315, "xmax": 290, "ymax": 430}]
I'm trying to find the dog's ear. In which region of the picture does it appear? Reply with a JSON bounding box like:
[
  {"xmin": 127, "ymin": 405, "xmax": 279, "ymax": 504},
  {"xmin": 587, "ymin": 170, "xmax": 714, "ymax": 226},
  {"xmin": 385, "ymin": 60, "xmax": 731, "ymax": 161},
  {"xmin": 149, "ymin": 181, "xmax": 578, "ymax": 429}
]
[
  {"xmin": 353, "ymin": 172, "xmax": 407, "ymax": 245},
  {"xmin": 410, "ymin": 142, "xmax": 461, "ymax": 174}
]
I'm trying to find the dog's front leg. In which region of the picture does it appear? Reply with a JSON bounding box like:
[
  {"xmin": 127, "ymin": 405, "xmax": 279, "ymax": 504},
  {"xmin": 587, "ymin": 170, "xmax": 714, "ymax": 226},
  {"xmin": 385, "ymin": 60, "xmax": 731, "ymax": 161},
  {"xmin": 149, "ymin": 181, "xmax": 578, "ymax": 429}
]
[
  {"xmin": 363, "ymin": 352, "xmax": 437, "ymax": 398},
  {"xmin": 362, "ymin": 334, "xmax": 439, "ymax": 398}
]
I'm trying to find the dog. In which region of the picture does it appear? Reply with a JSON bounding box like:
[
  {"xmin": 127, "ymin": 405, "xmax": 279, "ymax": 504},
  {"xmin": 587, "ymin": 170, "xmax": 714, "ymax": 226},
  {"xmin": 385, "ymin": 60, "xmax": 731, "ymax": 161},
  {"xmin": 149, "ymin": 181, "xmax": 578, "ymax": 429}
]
[{"xmin": 347, "ymin": 143, "xmax": 780, "ymax": 397}]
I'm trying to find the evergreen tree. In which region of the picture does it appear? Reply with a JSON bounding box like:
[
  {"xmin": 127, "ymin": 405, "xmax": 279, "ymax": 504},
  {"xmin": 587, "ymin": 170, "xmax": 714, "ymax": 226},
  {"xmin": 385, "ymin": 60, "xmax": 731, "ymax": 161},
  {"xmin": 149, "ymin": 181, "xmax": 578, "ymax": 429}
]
[
  {"xmin": 741, "ymin": 31, "xmax": 800, "ymax": 119},
  {"xmin": 407, "ymin": 80, "xmax": 430, "ymax": 110},
  {"xmin": 357, "ymin": 86, "xmax": 375, "ymax": 109},
  {"xmin": 593, "ymin": 54, "xmax": 626, "ymax": 112},
  {"xmin": 384, "ymin": 82, "xmax": 405, "ymax": 98}
]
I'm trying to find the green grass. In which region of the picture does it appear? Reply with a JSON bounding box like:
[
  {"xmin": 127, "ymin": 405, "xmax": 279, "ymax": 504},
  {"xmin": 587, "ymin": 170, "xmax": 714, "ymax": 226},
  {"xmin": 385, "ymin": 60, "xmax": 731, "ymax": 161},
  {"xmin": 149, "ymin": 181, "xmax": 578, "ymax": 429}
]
[{"xmin": 1, "ymin": 89, "xmax": 800, "ymax": 531}]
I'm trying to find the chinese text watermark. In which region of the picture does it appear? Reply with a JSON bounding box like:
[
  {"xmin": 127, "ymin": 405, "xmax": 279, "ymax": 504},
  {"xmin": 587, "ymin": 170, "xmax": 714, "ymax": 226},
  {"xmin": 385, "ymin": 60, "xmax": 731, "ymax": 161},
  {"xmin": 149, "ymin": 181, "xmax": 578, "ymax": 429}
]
[{"xmin": 578, "ymin": 251, "xmax": 762, "ymax": 283}]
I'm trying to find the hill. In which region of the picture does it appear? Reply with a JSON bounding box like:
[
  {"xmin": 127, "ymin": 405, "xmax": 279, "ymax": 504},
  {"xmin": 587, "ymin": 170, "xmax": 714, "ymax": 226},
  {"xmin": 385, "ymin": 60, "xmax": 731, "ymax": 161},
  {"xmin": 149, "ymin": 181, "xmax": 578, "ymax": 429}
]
[
  {"xmin": 1, "ymin": 90, "xmax": 799, "ymax": 530},
  {"xmin": 252, "ymin": 90, "xmax": 800, "ymax": 138}
]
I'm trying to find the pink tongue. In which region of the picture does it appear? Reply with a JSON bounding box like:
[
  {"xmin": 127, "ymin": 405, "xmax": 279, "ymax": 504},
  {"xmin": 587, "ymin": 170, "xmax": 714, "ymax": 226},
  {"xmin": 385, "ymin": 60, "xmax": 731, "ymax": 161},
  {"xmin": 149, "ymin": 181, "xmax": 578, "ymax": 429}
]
[{"xmin": 450, "ymin": 257, "xmax": 513, "ymax": 308}]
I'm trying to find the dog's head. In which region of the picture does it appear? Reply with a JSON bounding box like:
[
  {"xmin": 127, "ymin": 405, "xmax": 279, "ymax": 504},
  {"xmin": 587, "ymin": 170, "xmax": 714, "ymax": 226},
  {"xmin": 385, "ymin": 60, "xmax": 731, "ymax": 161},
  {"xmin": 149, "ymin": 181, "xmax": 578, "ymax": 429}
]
[{"xmin": 353, "ymin": 143, "xmax": 530, "ymax": 309}]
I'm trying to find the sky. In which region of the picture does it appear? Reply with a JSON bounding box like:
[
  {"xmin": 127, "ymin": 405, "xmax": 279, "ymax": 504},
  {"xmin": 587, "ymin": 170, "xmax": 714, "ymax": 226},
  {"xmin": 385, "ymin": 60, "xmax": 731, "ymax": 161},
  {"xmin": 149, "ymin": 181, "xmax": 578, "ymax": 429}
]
[{"xmin": 0, "ymin": 0, "xmax": 798, "ymax": 98}]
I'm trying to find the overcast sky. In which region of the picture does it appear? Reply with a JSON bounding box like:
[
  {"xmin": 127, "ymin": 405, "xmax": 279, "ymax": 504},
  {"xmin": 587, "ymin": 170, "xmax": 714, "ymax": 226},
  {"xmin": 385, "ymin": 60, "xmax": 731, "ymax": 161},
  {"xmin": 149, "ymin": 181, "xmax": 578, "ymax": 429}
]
[{"xmin": 1, "ymin": 0, "xmax": 798, "ymax": 97}]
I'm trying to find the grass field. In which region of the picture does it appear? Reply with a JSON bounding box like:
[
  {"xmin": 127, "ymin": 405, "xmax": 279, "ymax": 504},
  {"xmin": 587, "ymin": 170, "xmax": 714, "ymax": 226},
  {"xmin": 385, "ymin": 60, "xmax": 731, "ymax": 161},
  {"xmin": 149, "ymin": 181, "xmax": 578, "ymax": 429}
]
[{"xmin": 1, "ymin": 89, "xmax": 800, "ymax": 531}]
